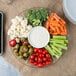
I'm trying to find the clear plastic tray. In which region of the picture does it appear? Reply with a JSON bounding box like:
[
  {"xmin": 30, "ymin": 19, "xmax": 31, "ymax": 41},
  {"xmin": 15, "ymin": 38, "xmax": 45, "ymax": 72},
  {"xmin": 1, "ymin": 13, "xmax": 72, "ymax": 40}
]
[{"xmin": 9, "ymin": 8, "xmax": 70, "ymax": 68}]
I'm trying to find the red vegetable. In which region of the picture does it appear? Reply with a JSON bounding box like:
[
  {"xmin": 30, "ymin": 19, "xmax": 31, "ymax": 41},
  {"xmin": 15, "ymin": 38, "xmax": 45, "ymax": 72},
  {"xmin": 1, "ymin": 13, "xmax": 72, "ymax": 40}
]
[
  {"xmin": 29, "ymin": 48, "xmax": 52, "ymax": 68},
  {"xmin": 33, "ymin": 48, "xmax": 38, "ymax": 53},
  {"xmin": 9, "ymin": 39, "xmax": 16, "ymax": 47},
  {"xmin": 37, "ymin": 63, "xmax": 44, "ymax": 68},
  {"xmin": 48, "ymin": 58, "xmax": 52, "ymax": 61},
  {"xmin": 46, "ymin": 61, "xmax": 51, "ymax": 65},
  {"xmin": 34, "ymin": 62, "xmax": 38, "ymax": 66},
  {"xmin": 43, "ymin": 57, "xmax": 47, "ymax": 62},
  {"xmin": 38, "ymin": 49, "xmax": 43, "ymax": 54},
  {"xmin": 39, "ymin": 54, "xmax": 43, "ymax": 58},
  {"xmin": 46, "ymin": 54, "xmax": 50, "ymax": 58},
  {"xmin": 43, "ymin": 62, "xmax": 46, "ymax": 66},
  {"xmin": 30, "ymin": 55, "xmax": 35, "ymax": 60},
  {"xmin": 43, "ymin": 51, "xmax": 47, "ymax": 54},
  {"xmin": 29, "ymin": 59, "xmax": 34, "ymax": 63},
  {"xmin": 38, "ymin": 57, "xmax": 42, "ymax": 63},
  {"xmin": 22, "ymin": 42, "xmax": 28, "ymax": 46},
  {"xmin": 35, "ymin": 57, "xmax": 38, "ymax": 62},
  {"xmin": 35, "ymin": 53, "xmax": 39, "ymax": 56}
]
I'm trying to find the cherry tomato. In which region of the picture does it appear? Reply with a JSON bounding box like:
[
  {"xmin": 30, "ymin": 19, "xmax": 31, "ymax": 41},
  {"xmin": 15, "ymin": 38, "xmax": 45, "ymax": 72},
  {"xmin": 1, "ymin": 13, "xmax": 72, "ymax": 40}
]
[
  {"xmin": 34, "ymin": 62, "xmax": 38, "ymax": 66},
  {"xmin": 41, "ymin": 48, "xmax": 45, "ymax": 51},
  {"xmin": 37, "ymin": 63, "xmax": 44, "ymax": 68},
  {"xmin": 38, "ymin": 57, "xmax": 42, "ymax": 63},
  {"xmin": 46, "ymin": 61, "xmax": 49, "ymax": 65},
  {"xmin": 43, "ymin": 51, "xmax": 47, "ymax": 54},
  {"xmin": 43, "ymin": 50, "xmax": 48, "ymax": 54},
  {"xmin": 48, "ymin": 61, "xmax": 51, "ymax": 65},
  {"xmin": 46, "ymin": 61, "xmax": 51, "ymax": 65},
  {"xmin": 48, "ymin": 58, "xmax": 52, "ymax": 61},
  {"xmin": 9, "ymin": 39, "xmax": 16, "ymax": 47},
  {"xmin": 43, "ymin": 62, "xmax": 46, "ymax": 66},
  {"xmin": 43, "ymin": 57, "xmax": 47, "ymax": 62},
  {"xmin": 29, "ymin": 59, "xmax": 34, "ymax": 63},
  {"xmin": 30, "ymin": 55, "xmax": 35, "ymax": 60},
  {"xmin": 35, "ymin": 53, "xmax": 39, "ymax": 56},
  {"xmin": 42, "ymin": 54, "xmax": 44, "ymax": 57},
  {"xmin": 35, "ymin": 57, "xmax": 38, "ymax": 62},
  {"xmin": 46, "ymin": 54, "xmax": 51, "ymax": 58},
  {"xmin": 22, "ymin": 42, "xmax": 28, "ymax": 46},
  {"xmin": 38, "ymin": 49, "xmax": 43, "ymax": 54},
  {"xmin": 33, "ymin": 48, "xmax": 38, "ymax": 53},
  {"xmin": 39, "ymin": 54, "xmax": 43, "ymax": 58}
]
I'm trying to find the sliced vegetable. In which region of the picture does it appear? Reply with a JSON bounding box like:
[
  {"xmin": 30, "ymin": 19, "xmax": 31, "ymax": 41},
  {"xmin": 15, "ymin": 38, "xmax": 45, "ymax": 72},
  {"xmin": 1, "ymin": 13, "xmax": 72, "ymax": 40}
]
[
  {"xmin": 45, "ymin": 13, "xmax": 67, "ymax": 35},
  {"xmin": 45, "ymin": 36, "xmax": 68, "ymax": 59}
]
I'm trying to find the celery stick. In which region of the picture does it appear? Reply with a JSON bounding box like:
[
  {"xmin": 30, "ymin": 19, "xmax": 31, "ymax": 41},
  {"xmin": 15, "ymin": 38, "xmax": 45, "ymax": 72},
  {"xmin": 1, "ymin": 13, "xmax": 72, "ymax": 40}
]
[
  {"xmin": 45, "ymin": 45, "xmax": 62, "ymax": 59},
  {"xmin": 51, "ymin": 45, "xmax": 62, "ymax": 56},
  {"xmin": 50, "ymin": 40, "xmax": 64, "ymax": 44},
  {"xmin": 52, "ymin": 49, "xmax": 62, "ymax": 59},
  {"xmin": 44, "ymin": 45, "xmax": 54, "ymax": 56},
  {"xmin": 61, "ymin": 43, "xmax": 67, "ymax": 46},
  {"xmin": 53, "ymin": 43, "xmax": 67, "ymax": 50},
  {"xmin": 64, "ymin": 40, "xmax": 68, "ymax": 43},
  {"xmin": 51, "ymin": 45, "xmax": 61, "ymax": 52},
  {"xmin": 53, "ymin": 36, "xmax": 66, "ymax": 39},
  {"xmin": 58, "ymin": 48, "xmax": 62, "ymax": 51}
]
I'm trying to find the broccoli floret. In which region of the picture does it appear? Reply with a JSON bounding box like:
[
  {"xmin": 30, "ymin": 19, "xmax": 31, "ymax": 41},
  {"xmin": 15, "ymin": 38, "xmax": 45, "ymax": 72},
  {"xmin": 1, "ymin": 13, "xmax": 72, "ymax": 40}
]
[
  {"xmin": 27, "ymin": 9, "xmax": 33, "ymax": 18},
  {"xmin": 32, "ymin": 19, "xmax": 41, "ymax": 26},
  {"xmin": 39, "ymin": 8, "xmax": 48, "ymax": 21},
  {"xmin": 35, "ymin": 10, "xmax": 42, "ymax": 20},
  {"xmin": 26, "ymin": 8, "xmax": 48, "ymax": 27}
]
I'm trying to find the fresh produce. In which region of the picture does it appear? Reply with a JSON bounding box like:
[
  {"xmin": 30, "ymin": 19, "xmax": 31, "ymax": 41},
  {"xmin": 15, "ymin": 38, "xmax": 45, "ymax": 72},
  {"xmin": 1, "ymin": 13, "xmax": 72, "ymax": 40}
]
[
  {"xmin": 13, "ymin": 38, "xmax": 33, "ymax": 60},
  {"xmin": 9, "ymin": 39, "xmax": 16, "ymax": 47},
  {"xmin": 8, "ymin": 8, "xmax": 69, "ymax": 68},
  {"xmin": 45, "ymin": 13, "xmax": 67, "ymax": 35},
  {"xmin": 15, "ymin": 38, "xmax": 20, "ymax": 43},
  {"xmin": 22, "ymin": 42, "xmax": 28, "ymax": 46},
  {"xmin": 27, "ymin": 8, "xmax": 48, "ymax": 27},
  {"xmin": 45, "ymin": 36, "xmax": 68, "ymax": 59},
  {"xmin": 8, "ymin": 16, "xmax": 32, "ymax": 39},
  {"xmin": 29, "ymin": 48, "xmax": 52, "ymax": 68}
]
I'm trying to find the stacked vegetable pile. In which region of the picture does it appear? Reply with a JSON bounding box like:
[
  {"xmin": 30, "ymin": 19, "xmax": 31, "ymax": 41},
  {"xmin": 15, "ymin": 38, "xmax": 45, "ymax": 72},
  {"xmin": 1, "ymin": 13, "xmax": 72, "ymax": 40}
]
[
  {"xmin": 9, "ymin": 38, "xmax": 33, "ymax": 59},
  {"xmin": 8, "ymin": 8, "xmax": 68, "ymax": 68},
  {"xmin": 27, "ymin": 8, "xmax": 48, "ymax": 26},
  {"xmin": 45, "ymin": 36, "xmax": 68, "ymax": 59},
  {"xmin": 29, "ymin": 48, "xmax": 52, "ymax": 68}
]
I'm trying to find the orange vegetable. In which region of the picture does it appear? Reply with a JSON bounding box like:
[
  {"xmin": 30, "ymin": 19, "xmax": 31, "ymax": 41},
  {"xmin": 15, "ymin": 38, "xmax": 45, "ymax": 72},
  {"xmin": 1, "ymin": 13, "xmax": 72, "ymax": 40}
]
[{"xmin": 45, "ymin": 13, "xmax": 67, "ymax": 35}]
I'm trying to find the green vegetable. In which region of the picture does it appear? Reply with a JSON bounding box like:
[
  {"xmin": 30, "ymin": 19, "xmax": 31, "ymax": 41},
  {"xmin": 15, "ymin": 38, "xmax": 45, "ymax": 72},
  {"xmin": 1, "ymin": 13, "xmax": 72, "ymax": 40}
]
[
  {"xmin": 50, "ymin": 40, "xmax": 65, "ymax": 44},
  {"xmin": 26, "ymin": 9, "xmax": 33, "ymax": 18},
  {"xmin": 36, "ymin": 10, "xmax": 42, "ymax": 20},
  {"xmin": 53, "ymin": 36, "xmax": 66, "ymax": 39},
  {"xmin": 32, "ymin": 19, "xmax": 41, "ymax": 26},
  {"xmin": 20, "ymin": 45, "xmax": 28, "ymax": 53},
  {"xmin": 14, "ymin": 44, "xmax": 19, "ymax": 50},
  {"xmin": 45, "ymin": 45, "xmax": 54, "ymax": 56},
  {"xmin": 27, "ymin": 8, "xmax": 48, "ymax": 27},
  {"xmin": 29, "ymin": 48, "xmax": 33, "ymax": 54},
  {"xmin": 45, "ymin": 36, "xmax": 68, "ymax": 59},
  {"xmin": 53, "ymin": 43, "xmax": 67, "ymax": 50},
  {"xmin": 23, "ymin": 53, "xmax": 28, "ymax": 57},
  {"xmin": 39, "ymin": 8, "xmax": 48, "ymax": 21}
]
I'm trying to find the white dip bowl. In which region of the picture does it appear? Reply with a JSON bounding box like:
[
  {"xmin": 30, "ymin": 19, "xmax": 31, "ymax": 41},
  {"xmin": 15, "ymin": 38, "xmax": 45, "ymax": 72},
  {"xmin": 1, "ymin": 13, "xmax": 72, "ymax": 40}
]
[{"xmin": 28, "ymin": 26, "xmax": 50, "ymax": 48}]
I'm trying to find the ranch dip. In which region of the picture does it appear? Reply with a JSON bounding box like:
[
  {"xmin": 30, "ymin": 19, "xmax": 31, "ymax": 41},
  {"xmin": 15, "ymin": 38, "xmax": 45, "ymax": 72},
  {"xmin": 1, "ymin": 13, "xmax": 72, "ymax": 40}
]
[{"xmin": 28, "ymin": 26, "xmax": 50, "ymax": 48}]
